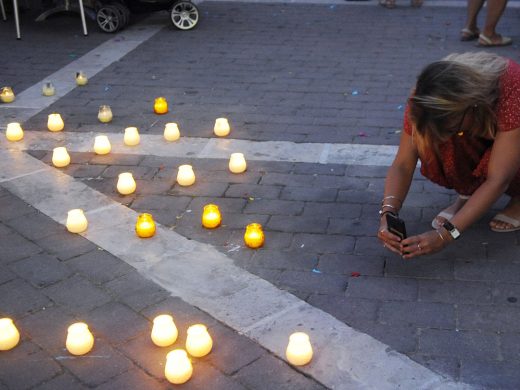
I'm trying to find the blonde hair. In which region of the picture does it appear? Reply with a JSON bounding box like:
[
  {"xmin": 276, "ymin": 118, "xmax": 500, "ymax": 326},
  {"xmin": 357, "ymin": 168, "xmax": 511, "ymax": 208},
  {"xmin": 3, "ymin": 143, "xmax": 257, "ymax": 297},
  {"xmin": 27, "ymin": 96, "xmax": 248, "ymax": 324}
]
[{"xmin": 408, "ymin": 52, "xmax": 508, "ymax": 157}]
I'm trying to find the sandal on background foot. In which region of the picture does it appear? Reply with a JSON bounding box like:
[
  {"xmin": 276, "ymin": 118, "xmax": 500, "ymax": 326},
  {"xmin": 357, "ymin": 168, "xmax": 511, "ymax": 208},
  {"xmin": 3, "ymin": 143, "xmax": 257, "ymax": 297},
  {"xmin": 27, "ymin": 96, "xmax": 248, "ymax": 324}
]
[
  {"xmin": 410, "ymin": 0, "xmax": 423, "ymax": 7},
  {"xmin": 490, "ymin": 214, "xmax": 520, "ymax": 233},
  {"xmin": 431, "ymin": 195, "xmax": 470, "ymax": 229},
  {"xmin": 478, "ymin": 34, "xmax": 512, "ymax": 47},
  {"xmin": 460, "ymin": 28, "xmax": 479, "ymax": 41},
  {"xmin": 379, "ymin": 0, "xmax": 396, "ymax": 8}
]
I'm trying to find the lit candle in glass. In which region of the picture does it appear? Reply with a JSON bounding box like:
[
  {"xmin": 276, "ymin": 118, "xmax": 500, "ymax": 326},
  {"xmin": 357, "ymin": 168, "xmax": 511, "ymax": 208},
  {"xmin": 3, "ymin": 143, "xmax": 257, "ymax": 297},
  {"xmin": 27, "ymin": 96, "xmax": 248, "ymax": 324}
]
[
  {"xmin": 97, "ymin": 105, "xmax": 113, "ymax": 123},
  {"xmin": 202, "ymin": 204, "xmax": 221, "ymax": 229},
  {"xmin": 5, "ymin": 122, "xmax": 24, "ymax": 142},
  {"xmin": 0, "ymin": 87, "xmax": 15, "ymax": 103},
  {"xmin": 135, "ymin": 213, "xmax": 156, "ymax": 238},
  {"xmin": 244, "ymin": 223, "xmax": 265, "ymax": 249},
  {"xmin": 66, "ymin": 209, "xmax": 88, "ymax": 233},
  {"xmin": 177, "ymin": 165, "xmax": 195, "ymax": 186},
  {"xmin": 0, "ymin": 318, "xmax": 20, "ymax": 351},
  {"xmin": 165, "ymin": 349, "xmax": 193, "ymax": 385},
  {"xmin": 66, "ymin": 322, "xmax": 94, "ymax": 356},
  {"xmin": 75, "ymin": 71, "xmax": 88, "ymax": 86},
  {"xmin": 186, "ymin": 324, "xmax": 212, "ymax": 357},
  {"xmin": 154, "ymin": 97, "xmax": 168, "ymax": 114},
  {"xmin": 93, "ymin": 135, "xmax": 111, "ymax": 155},
  {"xmin": 47, "ymin": 113, "xmax": 64, "ymax": 132},
  {"xmin": 52, "ymin": 147, "xmax": 71, "ymax": 168},
  {"xmin": 164, "ymin": 123, "xmax": 180, "ymax": 141},
  {"xmin": 151, "ymin": 314, "xmax": 178, "ymax": 347},
  {"xmin": 42, "ymin": 82, "xmax": 55, "ymax": 96},
  {"xmin": 214, "ymin": 118, "xmax": 230, "ymax": 137},
  {"xmin": 286, "ymin": 332, "xmax": 313, "ymax": 366},
  {"xmin": 116, "ymin": 172, "xmax": 136, "ymax": 195},
  {"xmin": 229, "ymin": 153, "xmax": 247, "ymax": 174},
  {"xmin": 124, "ymin": 127, "xmax": 140, "ymax": 146}
]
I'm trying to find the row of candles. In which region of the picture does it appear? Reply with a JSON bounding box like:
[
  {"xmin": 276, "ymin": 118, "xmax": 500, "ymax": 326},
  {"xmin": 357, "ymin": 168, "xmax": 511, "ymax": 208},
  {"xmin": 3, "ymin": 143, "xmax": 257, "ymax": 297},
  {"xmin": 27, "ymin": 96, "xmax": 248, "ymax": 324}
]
[{"xmin": 0, "ymin": 315, "xmax": 313, "ymax": 384}]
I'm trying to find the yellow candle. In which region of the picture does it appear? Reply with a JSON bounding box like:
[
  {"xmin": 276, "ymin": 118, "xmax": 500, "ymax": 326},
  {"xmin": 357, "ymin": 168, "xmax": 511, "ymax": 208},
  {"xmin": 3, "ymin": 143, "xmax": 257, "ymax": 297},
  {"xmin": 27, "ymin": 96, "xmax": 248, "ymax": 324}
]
[
  {"xmin": 0, "ymin": 87, "xmax": 15, "ymax": 103},
  {"xmin": 52, "ymin": 147, "xmax": 71, "ymax": 168},
  {"xmin": 0, "ymin": 318, "xmax": 20, "ymax": 351},
  {"xmin": 229, "ymin": 153, "xmax": 247, "ymax": 173},
  {"xmin": 42, "ymin": 82, "xmax": 55, "ymax": 96},
  {"xmin": 154, "ymin": 97, "xmax": 168, "ymax": 114},
  {"xmin": 124, "ymin": 127, "xmax": 140, "ymax": 146},
  {"xmin": 214, "ymin": 117, "xmax": 230, "ymax": 137},
  {"xmin": 244, "ymin": 223, "xmax": 265, "ymax": 249},
  {"xmin": 286, "ymin": 332, "xmax": 313, "ymax": 366},
  {"xmin": 151, "ymin": 314, "xmax": 178, "ymax": 347},
  {"xmin": 202, "ymin": 204, "xmax": 221, "ymax": 229},
  {"xmin": 75, "ymin": 71, "xmax": 88, "ymax": 86},
  {"xmin": 177, "ymin": 165, "xmax": 195, "ymax": 186},
  {"xmin": 47, "ymin": 113, "xmax": 64, "ymax": 132},
  {"xmin": 66, "ymin": 209, "xmax": 88, "ymax": 233},
  {"xmin": 5, "ymin": 122, "xmax": 24, "ymax": 142},
  {"xmin": 117, "ymin": 172, "xmax": 136, "ymax": 195},
  {"xmin": 186, "ymin": 324, "xmax": 212, "ymax": 357},
  {"xmin": 66, "ymin": 322, "xmax": 94, "ymax": 356},
  {"xmin": 165, "ymin": 349, "xmax": 193, "ymax": 385},
  {"xmin": 135, "ymin": 213, "xmax": 156, "ymax": 238},
  {"xmin": 164, "ymin": 123, "xmax": 180, "ymax": 141},
  {"xmin": 97, "ymin": 105, "xmax": 113, "ymax": 123},
  {"xmin": 93, "ymin": 135, "xmax": 111, "ymax": 155}
]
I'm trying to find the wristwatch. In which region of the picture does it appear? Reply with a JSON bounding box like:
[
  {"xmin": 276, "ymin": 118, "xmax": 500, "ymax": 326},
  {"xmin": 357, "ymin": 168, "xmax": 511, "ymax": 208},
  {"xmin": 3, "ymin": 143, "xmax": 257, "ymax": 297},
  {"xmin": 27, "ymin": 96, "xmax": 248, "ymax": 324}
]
[{"xmin": 442, "ymin": 221, "xmax": 461, "ymax": 240}]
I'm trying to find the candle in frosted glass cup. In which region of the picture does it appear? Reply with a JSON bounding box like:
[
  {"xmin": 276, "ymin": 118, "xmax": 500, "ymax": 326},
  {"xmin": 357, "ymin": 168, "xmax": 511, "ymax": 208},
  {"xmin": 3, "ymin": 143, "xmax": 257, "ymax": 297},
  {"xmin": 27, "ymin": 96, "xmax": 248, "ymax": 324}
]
[
  {"xmin": 0, "ymin": 86, "xmax": 15, "ymax": 103},
  {"xmin": 176, "ymin": 165, "xmax": 195, "ymax": 186},
  {"xmin": 66, "ymin": 322, "xmax": 94, "ymax": 356},
  {"xmin": 186, "ymin": 324, "xmax": 212, "ymax": 357},
  {"xmin": 0, "ymin": 318, "xmax": 20, "ymax": 351},
  {"xmin": 151, "ymin": 314, "xmax": 178, "ymax": 347},
  {"xmin": 75, "ymin": 71, "xmax": 88, "ymax": 86},
  {"xmin": 47, "ymin": 113, "xmax": 64, "ymax": 132},
  {"xmin": 117, "ymin": 172, "xmax": 136, "ymax": 195},
  {"xmin": 6, "ymin": 122, "xmax": 24, "ymax": 142},
  {"xmin": 135, "ymin": 213, "xmax": 156, "ymax": 238},
  {"xmin": 124, "ymin": 127, "xmax": 140, "ymax": 146},
  {"xmin": 213, "ymin": 117, "xmax": 230, "ymax": 137},
  {"xmin": 229, "ymin": 153, "xmax": 247, "ymax": 174},
  {"xmin": 66, "ymin": 209, "xmax": 88, "ymax": 233},
  {"xmin": 202, "ymin": 204, "xmax": 221, "ymax": 229},
  {"xmin": 52, "ymin": 147, "xmax": 70, "ymax": 168},
  {"xmin": 164, "ymin": 123, "xmax": 180, "ymax": 141},
  {"xmin": 98, "ymin": 105, "xmax": 113, "ymax": 123},
  {"xmin": 286, "ymin": 332, "xmax": 313, "ymax": 366},
  {"xmin": 244, "ymin": 223, "xmax": 265, "ymax": 249},
  {"xmin": 42, "ymin": 82, "xmax": 55, "ymax": 96},
  {"xmin": 93, "ymin": 135, "xmax": 111, "ymax": 155},
  {"xmin": 165, "ymin": 349, "xmax": 192, "ymax": 384},
  {"xmin": 154, "ymin": 97, "xmax": 168, "ymax": 114}
]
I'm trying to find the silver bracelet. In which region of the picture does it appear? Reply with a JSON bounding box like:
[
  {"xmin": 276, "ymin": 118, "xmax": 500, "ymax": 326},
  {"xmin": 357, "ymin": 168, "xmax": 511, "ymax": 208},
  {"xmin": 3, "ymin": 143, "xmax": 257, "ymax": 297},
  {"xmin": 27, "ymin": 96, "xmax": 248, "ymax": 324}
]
[
  {"xmin": 435, "ymin": 229, "xmax": 445, "ymax": 242},
  {"xmin": 381, "ymin": 196, "xmax": 402, "ymax": 205}
]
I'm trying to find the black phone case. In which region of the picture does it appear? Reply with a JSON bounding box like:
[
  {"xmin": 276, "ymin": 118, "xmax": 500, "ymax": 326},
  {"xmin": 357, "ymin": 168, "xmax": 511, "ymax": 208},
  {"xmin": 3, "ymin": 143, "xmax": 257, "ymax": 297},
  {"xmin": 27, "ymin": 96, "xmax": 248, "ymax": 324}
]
[{"xmin": 386, "ymin": 213, "xmax": 407, "ymax": 240}]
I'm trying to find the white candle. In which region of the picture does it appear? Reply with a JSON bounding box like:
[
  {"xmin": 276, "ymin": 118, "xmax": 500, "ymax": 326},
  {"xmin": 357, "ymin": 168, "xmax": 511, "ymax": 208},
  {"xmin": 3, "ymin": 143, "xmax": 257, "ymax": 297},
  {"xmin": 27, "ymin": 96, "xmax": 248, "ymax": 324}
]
[
  {"xmin": 0, "ymin": 87, "xmax": 15, "ymax": 103},
  {"xmin": 176, "ymin": 165, "xmax": 195, "ymax": 186},
  {"xmin": 66, "ymin": 209, "xmax": 88, "ymax": 233},
  {"xmin": 75, "ymin": 71, "xmax": 88, "ymax": 86},
  {"xmin": 47, "ymin": 113, "xmax": 64, "ymax": 132},
  {"xmin": 5, "ymin": 122, "xmax": 24, "ymax": 142},
  {"xmin": 52, "ymin": 147, "xmax": 70, "ymax": 168},
  {"xmin": 124, "ymin": 127, "xmax": 140, "ymax": 146},
  {"xmin": 186, "ymin": 324, "xmax": 212, "ymax": 357},
  {"xmin": 286, "ymin": 332, "xmax": 313, "ymax": 366},
  {"xmin": 98, "ymin": 105, "xmax": 113, "ymax": 123},
  {"xmin": 164, "ymin": 123, "xmax": 180, "ymax": 142},
  {"xmin": 66, "ymin": 322, "xmax": 94, "ymax": 356},
  {"xmin": 0, "ymin": 318, "xmax": 20, "ymax": 351},
  {"xmin": 229, "ymin": 153, "xmax": 247, "ymax": 173},
  {"xmin": 42, "ymin": 82, "xmax": 55, "ymax": 96},
  {"xmin": 151, "ymin": 314, "xmax": 178, "ymax": 347},
  {"xmin": 165, "ymin": 349, "xmax": 193, "ymax": 385},
  {"xmin": 93, "ymin": 135, "xmax": 111, "ymax": 155},
  {"xmin": 214, "ymin": 118, "xmax": 230, "ymax": 137},
  {"xmin": 117, "ymin": 172, "xmax": 136, "ymax": 195}
]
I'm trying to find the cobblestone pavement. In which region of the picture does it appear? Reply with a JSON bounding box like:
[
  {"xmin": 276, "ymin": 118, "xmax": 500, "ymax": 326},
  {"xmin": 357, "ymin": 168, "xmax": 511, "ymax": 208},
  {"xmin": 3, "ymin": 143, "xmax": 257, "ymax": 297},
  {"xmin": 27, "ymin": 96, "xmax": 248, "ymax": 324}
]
[{"xmin": 1, "ymin": 1, "xmax": 520, "ymax": 389}]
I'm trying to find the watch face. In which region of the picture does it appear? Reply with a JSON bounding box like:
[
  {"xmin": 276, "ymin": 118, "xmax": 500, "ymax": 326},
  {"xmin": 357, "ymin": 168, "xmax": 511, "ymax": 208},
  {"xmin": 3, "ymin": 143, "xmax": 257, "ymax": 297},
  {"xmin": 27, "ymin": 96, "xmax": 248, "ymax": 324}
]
[{"xmin": 443, "ymin": 221, "xmax": 460, "ymax": 239}]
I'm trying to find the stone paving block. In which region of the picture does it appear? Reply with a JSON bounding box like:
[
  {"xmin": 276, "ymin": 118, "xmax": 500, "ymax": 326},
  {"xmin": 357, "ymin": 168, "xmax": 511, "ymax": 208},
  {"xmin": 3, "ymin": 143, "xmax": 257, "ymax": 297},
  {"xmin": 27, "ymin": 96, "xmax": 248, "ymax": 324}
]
[
  {"xmin": 0, "ymin": 194, "xmax": 35, "ymax": 220},
  {"xmin": 0, "ymin": 232, "xmax": 42, "ymax": 264},
  {"xmin": 491, "ymin": 283, "xmax": 520, "ymax": 306},
  {"xmin": 188, "ymin": 197, "xmax": 247, "ymax": 214},
  {"xmin": 42, "ymin": 274, "xmax": 112, "ymax": 315},
  {"xmin": 134, "ymin": 179, "xmax": 174, "ymax": 195},
  {"xmin": 307, "ymin": 295, "xmax": 380, "ymax": 325},
  {"xmin": 197, "ymin": 170, "xmax": 262, "ymax": 184},
  {"xmin": 346, "ymin": 276, "xmax": 418, "ymax": 301},
  {"xmin": 408, "ymin": 354, "xmax": 460, "ymax": 381},
  {"xmin": 9, "ymin": 253, "xmax": 73, "ymax": 288},
  {"xmin": 219, "ymin": 212, "xmax": 270, "ymax": 229},
  {"xmin": 0, "ymin": 266, "xmax": 16, "ymax": 285},
  {"xmin": 327, "ymin": 217, "xmax": 379, "ymax": 236},
  {"xmin": 249, "ymin": 249, "xmax": 318, "ymax": 271},
  {"xmin": 169, "ymin": 181, "xmax": 229, "ymax": 197},
  {"xmin": 354, "ymin": 320, "xmax": 419, "ymax": 354},
  {"xmin": 130, "ymin": 194, "xmax": 192, "ymax": 211},
  {"xmin": 267, "ymin": 215, "xmax": 328, "ymax": 234},
  {"xmin": 457, "ymin": 304, "xmax": 520, "ymax": 332},
  {"xmin": 337, "ymin": 189, "xmax": 381, "ymax": 204},
  {"xmin": 0, "ymin": 345, "xmax": 62, "ymax": 390},
  {"xmin": 0, "ymin": 278, "xmax": 51, "ymax": 317},
  {"xmin": 460, "ymin": 359, "xmax": 520, "ymax": 389},
  {"xmin": 182, "ymin": 361, "xmax": 249, "ymax": 390},
  {"xmin": 233, "ymin": 355, "xmax": 326, "ymax": 390},
  {"xmin": 278, "ymin": 269, "xmax": 347, "ymax": 296},
  {"xmin": 385, "ymin": 257, "xmax": 455, "ymax": 280},
  {"xmin": 243, "ymin": 199, "xmax": 304, "ymax": 216},
  {"xmin": 455, "ymin": 261, "xmax": 520, "ymax": 283},
  {"xmin": 316, "ymin": 253, "xmax": 384, "ymax": 276},
  {"xmin": 33, "ymin": 373, "xmax": 89, "ymax": 390},
  {"xmin": 103, "ymin": 271, "xmax": 171, "ymax": 312},
  {"xmin": 346, "ymin": 165, "xmax": 388, "ymax": 178},
  {"xmin": 353, "ymin": 237, "xmax": 387, "ymax": 256},
  {"xmin": 379, "ymin": 301, "xmax": 455, "ymax": 328},
  {"xmin": 303, "ymin": 202, "xmax": 362, "ymax": 219},
  {"xmin": 225, "ymin": 183, "xmax": 282, "ymax": 199},
  {"xmin": 290, "ymin": 233, "xmax": 355, "ymax": 254},
  {"xmin": 96, "ymin": 370, "xmax": 165, "ymax": 390},
  {"xmin": 260, "ymin": 172, "xmax": 314, "ymax": 187},
  {"xmin": 292, "ymin": 163, "xmax": 346, "ymax": 176},
  {"xmin": 418, "ymin": 279, "xmax": 493, "ymax": 305},
  {"xmin": 280, "ymin": 186, "xmax": 337, "ymax": 202},
  {"xmin": 58, "ymin": 341, "xmax": 134, "ymax": 387},
  {"xmin": 117, "ymin": 335, "xmax": 169, "ymax": 380},
  {"xmin": 5, "ymin": 211, "xmax": 63, "ymax": 241},
  {"xmin": 0, "ymin": 222, "xmax": 13, "ymax": 235},
  {"xmin": 500, "ymin": 333, "xmax": 520, "ymax": 362},
  {"xmin": 102, "ymin": 165, "xmax": 157, "ymax": 179},
  {"xmin": 90, "ymin": 153, "xmax": 144, "ymax": 166},
  {"xmin": 66, "ymin": 248, "xmax": 134, "ymax": 285},
  {"xmin": 67, "ymin": 164, "xmax": 107, "ymax": 179},
  {"xmin": 34, "ymin": 231, "xmax": 98, "ymax": 262}
]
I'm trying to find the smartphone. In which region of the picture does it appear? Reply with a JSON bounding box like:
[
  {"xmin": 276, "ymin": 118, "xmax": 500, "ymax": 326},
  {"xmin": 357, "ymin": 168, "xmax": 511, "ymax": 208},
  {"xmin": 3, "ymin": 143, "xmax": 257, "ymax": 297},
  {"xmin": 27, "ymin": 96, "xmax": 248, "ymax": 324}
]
[{"xmin": 386, "ymin": 213, "xmax": 407, "ymax": 240}]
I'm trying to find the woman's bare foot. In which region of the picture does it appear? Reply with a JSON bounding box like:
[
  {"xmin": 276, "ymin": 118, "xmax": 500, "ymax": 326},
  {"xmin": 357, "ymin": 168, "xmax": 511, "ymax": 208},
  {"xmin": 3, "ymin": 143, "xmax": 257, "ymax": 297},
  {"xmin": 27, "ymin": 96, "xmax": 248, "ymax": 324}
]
[
  {"xmin": 490, "ymin": 197, "xmax": 520, "ymax": 232},
  {"xmin": 432, "ymin": 195, "xmax": 469, "ymax": 229}
]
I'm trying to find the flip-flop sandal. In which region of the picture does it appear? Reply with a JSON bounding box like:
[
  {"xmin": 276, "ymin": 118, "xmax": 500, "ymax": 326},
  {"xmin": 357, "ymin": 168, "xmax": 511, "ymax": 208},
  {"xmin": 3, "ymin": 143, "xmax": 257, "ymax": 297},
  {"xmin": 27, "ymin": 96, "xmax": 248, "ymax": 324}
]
[
  {"xmin": 379, "ymin": 0, "xmax": 396, "ymax": 8},
  {"xmin": 460, "ymin": 28, "xmax": 479, "ymax": 41},
  {"xmin": 490, "ymin": 213, "xmax": 520, "ymax": 233},
  {"xmin": 478, "ymin": 34, "xmax": 512, "ymax": 47}
]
